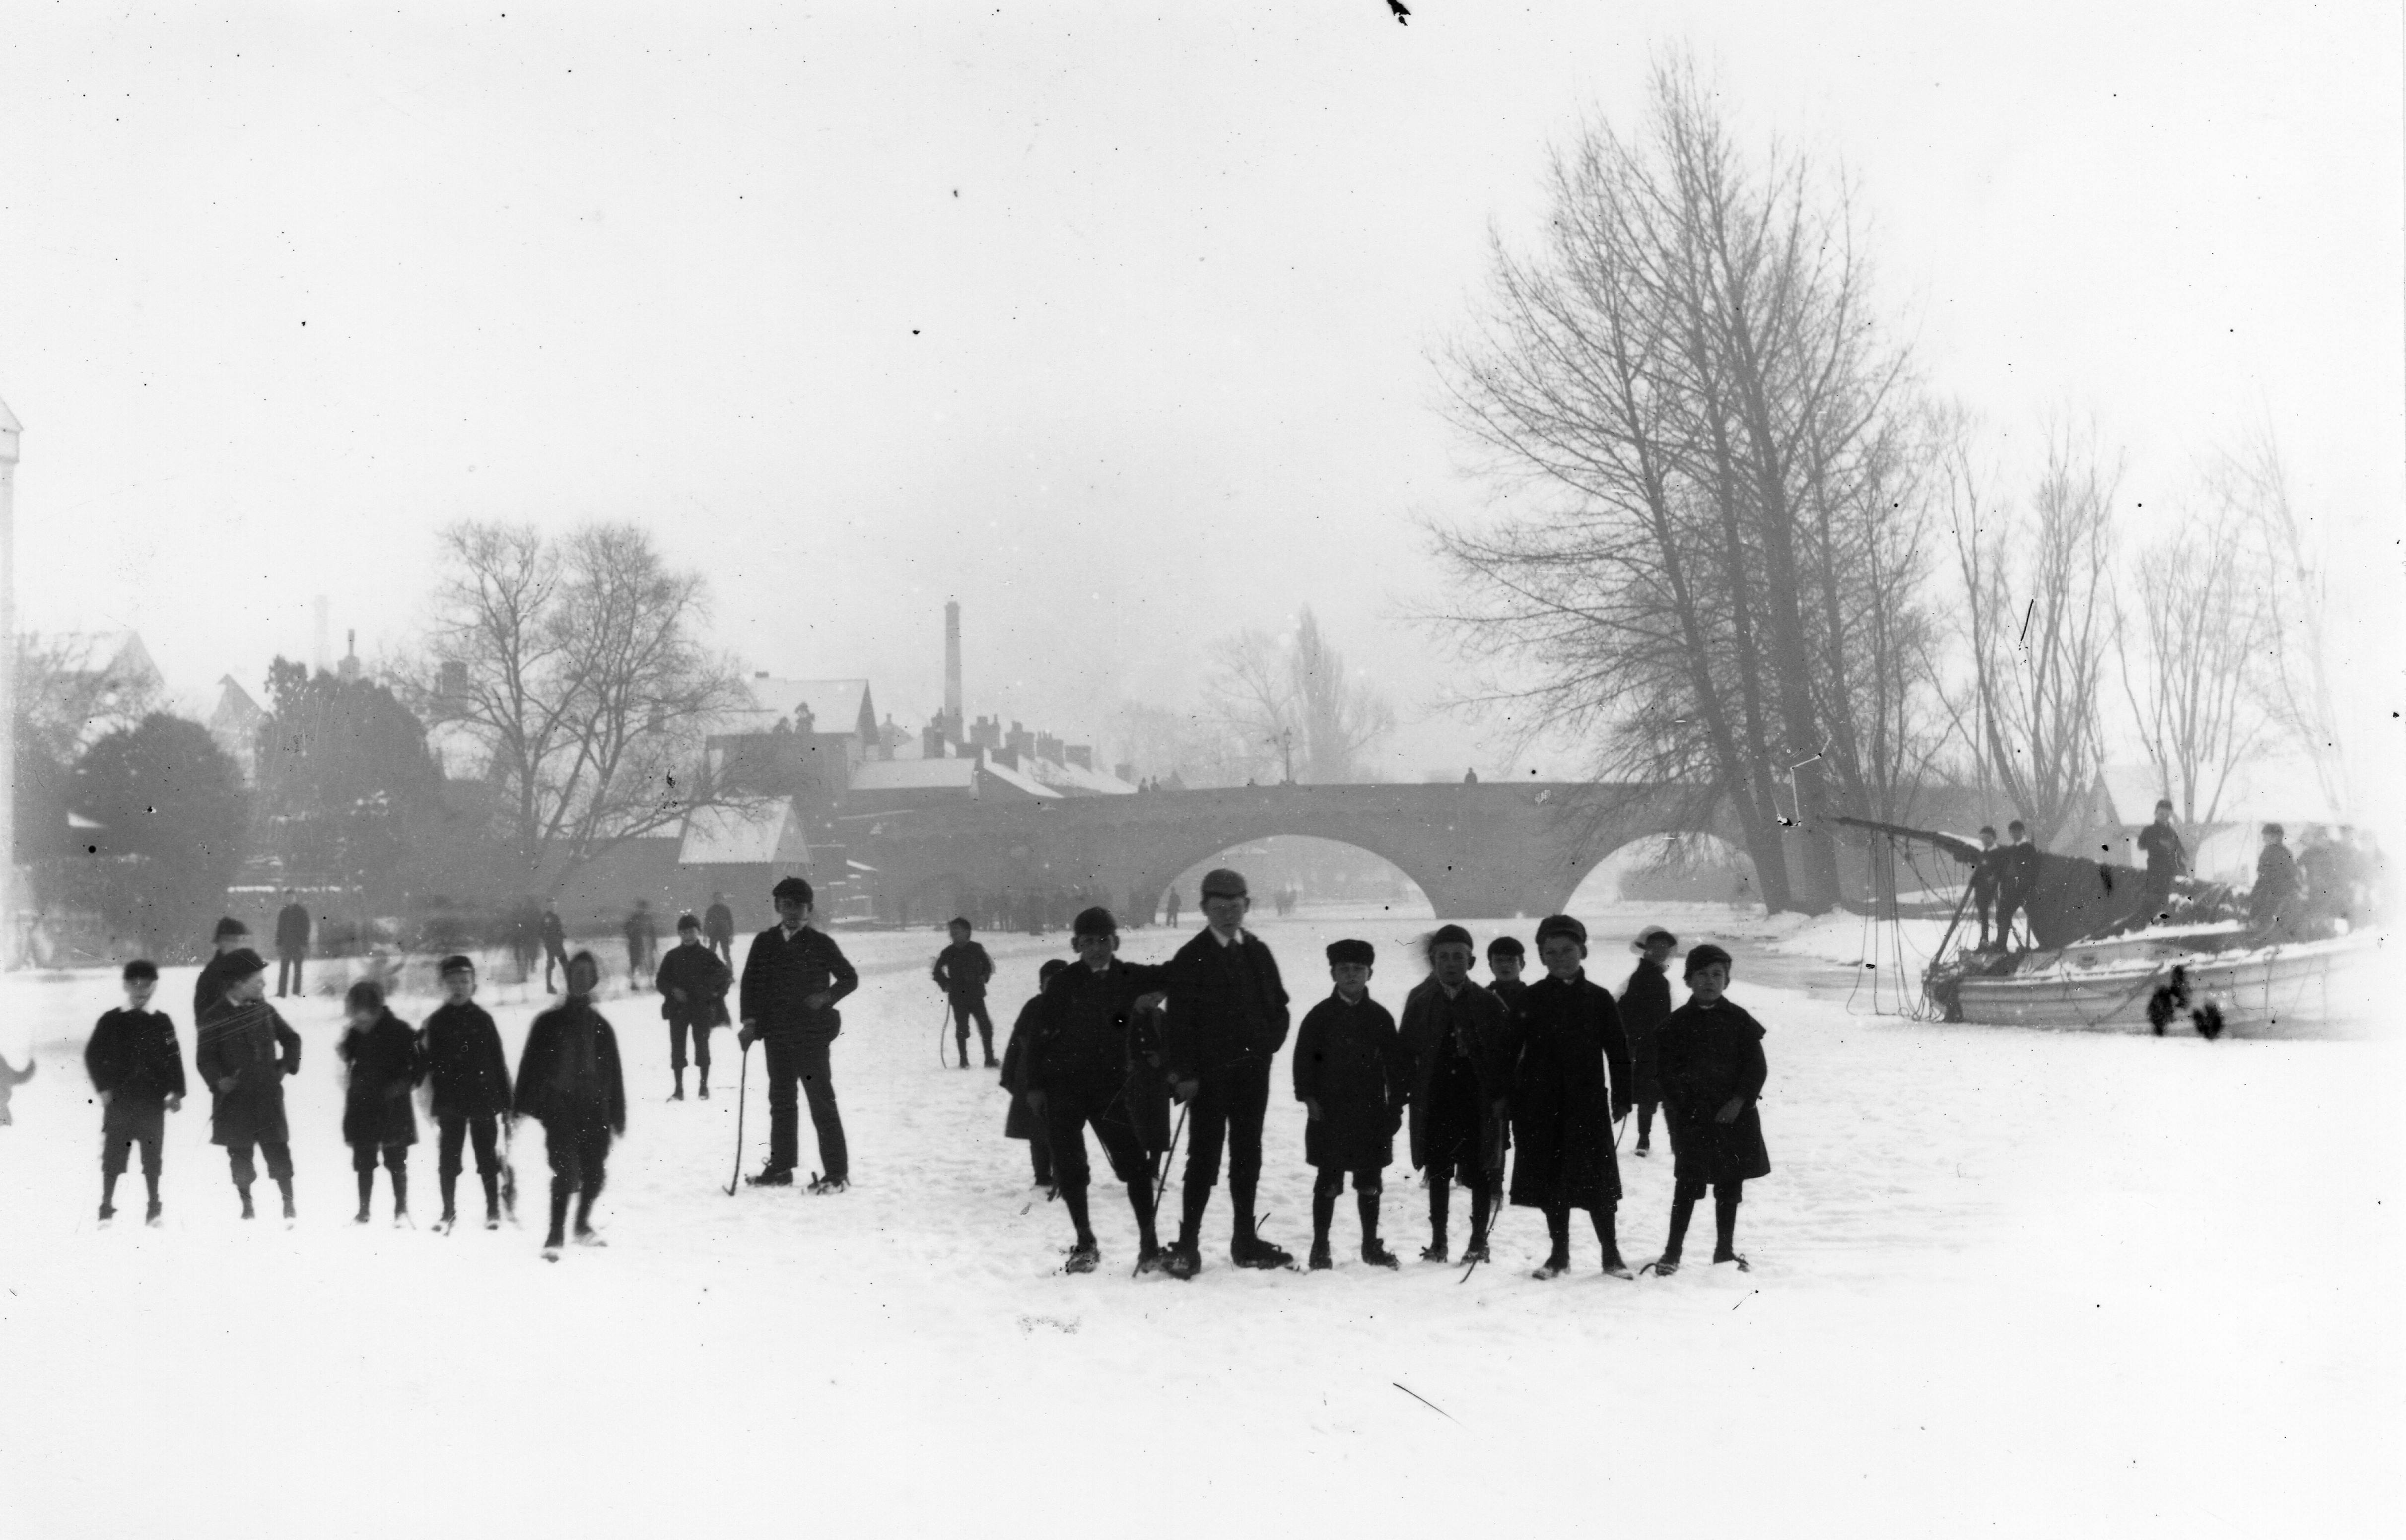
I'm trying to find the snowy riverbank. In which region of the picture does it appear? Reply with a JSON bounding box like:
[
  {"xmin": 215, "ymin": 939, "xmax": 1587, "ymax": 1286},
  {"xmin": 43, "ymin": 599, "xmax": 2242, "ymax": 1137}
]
[{"xmin": 2, "ymin": 909, "xmax": 2398, "ymax": 1538}]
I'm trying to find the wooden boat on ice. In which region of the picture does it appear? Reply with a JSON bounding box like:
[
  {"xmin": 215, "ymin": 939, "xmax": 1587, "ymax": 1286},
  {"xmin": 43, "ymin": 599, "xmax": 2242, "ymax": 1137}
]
[{"xmin": 1837, "ymin": 817, "xmax": 2383, "ymax": 1039}]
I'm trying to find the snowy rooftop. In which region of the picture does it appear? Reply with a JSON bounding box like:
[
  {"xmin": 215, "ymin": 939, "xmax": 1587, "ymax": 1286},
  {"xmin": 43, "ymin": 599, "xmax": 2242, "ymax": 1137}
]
[{"xmin": 677, "ymin": 801, "xmax": 810, "ymax": 866}]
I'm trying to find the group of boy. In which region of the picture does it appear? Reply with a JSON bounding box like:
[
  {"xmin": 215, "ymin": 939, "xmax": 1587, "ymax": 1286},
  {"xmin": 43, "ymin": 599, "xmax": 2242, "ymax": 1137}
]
[
  {"xmin": 997, "ymin": 866, "xmax": 1773, "ymax": 1282},
  {"xmin": 84, "ymin": 938, "xmax": 629, "ymax": 1261}
]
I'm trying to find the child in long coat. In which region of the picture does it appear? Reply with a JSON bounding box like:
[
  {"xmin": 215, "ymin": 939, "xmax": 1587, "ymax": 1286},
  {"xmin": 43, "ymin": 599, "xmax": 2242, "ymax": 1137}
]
[
  {"xmin": 999, "ymin": 958, "xmax": 1070, "ymax": 1188},
  {"xmin": 1620, "ymin": 926, "xmax": 1677, "ymax": 1156},
  {"xmin": 1508, "ymin": 914, "xmax": 1634, "ymax": 1279},
  {"xmin": 1399, "ymin": 925, "xmax": 1516, "ymax": 1264},
  {"xmin": 339, "ymin": 978, "xmax": 425, "ymax": 1225},
  {"xmin": 420, "ymin": 954, "xmax": 514, "ymax": 1232},
  {"xmin": 1650, "ymin": 942, "xmax": 1771, "ymax": 1274},
  {"xmin": 1293, "ymin": 939, "xmax": 1403, "ymax": 1271},
  {"xmin": 516, "ymin": 951, "xmax": 628, "ymax": 1261},
  {"xmin": 195, "ymin": 949, "xmax": 302, "ymax": 1222},
  {"xmin": 84, "ymin": 959, "xmax": 186, "ymax": 1226}
]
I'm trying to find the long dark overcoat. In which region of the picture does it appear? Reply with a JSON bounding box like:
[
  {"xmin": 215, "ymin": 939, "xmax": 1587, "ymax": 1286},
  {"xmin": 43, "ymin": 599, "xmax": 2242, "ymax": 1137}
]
[
  {"xmin": 1396, "ymin": 977, "xmax": 1514, "ymax": 1172},
  {"xmin": 196, "ymin": 998, "xmax": 302, "ymax": 1147},
  {"xmin": 421, "ymin": 1002, "xmax": 513, "ymax": 1121},
  {"xmin": 1506, "ymin": 972, "xmax": 1631, "ymax": 1213},
  {"xmin": 1618, "ymin": 958, "xmax": 1672, "ymax": 1104},
  {"xmin": 657, "ymin": 941, "xmax": 733, "ymax": 1026},
  {"xmin": 1656, "ymin": 998, "xmax": 1771, "ymax": 1185},
  {"xmin": 339, "ymin": 1009, "xmax": 424, "ymax": 1147},
  {"xmin": 1291, "ymin": 991, "xmax": 1401, "ymax": 1172}
]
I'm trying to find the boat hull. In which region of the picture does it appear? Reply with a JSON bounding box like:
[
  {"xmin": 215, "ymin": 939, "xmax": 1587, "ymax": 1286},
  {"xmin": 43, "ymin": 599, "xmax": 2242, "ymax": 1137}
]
[{"xmin": 1944, "ymin": 932, "xmax": 2383, "ymax": 1038}]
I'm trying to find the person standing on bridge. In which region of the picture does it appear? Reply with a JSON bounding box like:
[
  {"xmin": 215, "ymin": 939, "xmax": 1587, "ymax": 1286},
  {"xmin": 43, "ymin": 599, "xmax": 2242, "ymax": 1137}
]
[{"xmin": 1145, "ymin": 867, "xmax": 1293, "ymax": 1278}]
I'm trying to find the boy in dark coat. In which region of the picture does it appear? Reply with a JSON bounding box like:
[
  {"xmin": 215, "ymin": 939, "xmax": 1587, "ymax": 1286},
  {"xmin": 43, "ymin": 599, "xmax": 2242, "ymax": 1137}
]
[
  {"xmin": 2252, "ymin": 823, "xmax": 2302, "ymax": 939},
  {"xmin": 737, "ymin": 877, "xmax": 860, "ymax": 1192},
  {"xmin": 1508, "ymin": 915, "xmax": 1634, "ymax": 1280},
  {"xmin": 1620, "ymin": 926, "xmax": 1677, "ymax": 1157},
  {"xmin": 1294, "ymin": 939, "xmax": 1403, "ymax": 1271},
  {"xmin": 195, "ymin": 948, "xmax": 302, "ymax": 1222},
  {"xmin": 1022, "ymin": 909, "xmax": 1172, "ymax": 1273},
  {"xmin": 339, "ymin": 978, "xmax": 424, "ymax": 1225},
  {"xmin": 421, "ymin": 954, "xmax": 514, "ymax": 1232},
  {"xmin": 1399, "ymin": 925, "xmax": 1515, "ymax": 1264},
  {"xmin": 1146, "ymin": 867, "xmax": 1294, "ymax": 1279},
  {"xmin": 516, "ymin": 951, "xmax": 628, "ymax": 1260},
  {"xmin": 1000, "ymin": 958, "xmax": 1071, "ymax": 1189},
  {"xmin": 1484, "ymin": 935, "xmax": 1528, "ymax": 1010},
  {"xmin": 932, "ymin": 918, "xmax": 999, "ymax": 1068},
  {"xmin": 85, "ymin": 959, "xmax": 186, "ymax": 1226},
  {"xmin": 657, "ymin": 913, "xmax": 733, "ymax": 1100},
  {"xmin": 1650, "ymin": 943, "xmax": 1771, "ymax": 1274},
  {"xmin": 1967, "ymin": 826, "xmax": 2005, "ymax": 949}
]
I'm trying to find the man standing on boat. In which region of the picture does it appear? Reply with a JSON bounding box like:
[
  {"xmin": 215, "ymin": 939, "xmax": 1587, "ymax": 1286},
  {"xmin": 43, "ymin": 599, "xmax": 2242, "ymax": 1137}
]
[
  {"xmin": 2252, "ymin": 824, "xmax": 2302, "ymax": 941},
  {"xmin": 1968, "ymin": 826, "xmax": 2007, "ymax": 950},
  {"xmin": 2134, "ymin": 800, "xmax": 2188, "ymax": 929},
  {"xmin": 1993, "ymin": 821, "xmax": 2041, "ymax": 950}
]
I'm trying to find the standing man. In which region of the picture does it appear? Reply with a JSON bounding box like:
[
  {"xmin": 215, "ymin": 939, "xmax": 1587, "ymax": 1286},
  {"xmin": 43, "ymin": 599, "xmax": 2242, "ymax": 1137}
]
[
  {"xmin": 1993, "ymin": 820, "xmax": 2041, "ymax": 950},
  {"xmin": 1966, "ymin": 827, "xmax": 2007, "ymax": 950},
  {"xmin": 932, "ymin": 917, "xmax": 998, "ymax": 1069},
  {"xmin": 2132, "ymin": 800, "xmax": 2189, "ymax": 929},
  {"xmin": 623, "ymin": 899, "xmax": 659, "ymax": 989},
  {"xmin": 738, "ymin": 877, "xmax": 860, "ymax": 1192},
  {"xmin": 2252, "ymin": 823, "xmax": 2302, "ymax": 940},
  {"xmin": 1148, "ymin": 867, "xmax": 1293, "ymax": 1278},
  {"xmin": 273, "ymin": 890, "xmax": 311, "ymax": 999},
  {"xmin": 704, "ymin": 892, "xmax": 737, "ymax": 966},
  {"xmin": 540, "ymin": 901, "xmax": 570, "ymax": 994},
  {"xmin": 657, "ymin": 913, "xmax": 732, "ymax": 1100},
  {"xmin": 1163, "ymin": 888, "xmax": 1181, "ymax": 930}
]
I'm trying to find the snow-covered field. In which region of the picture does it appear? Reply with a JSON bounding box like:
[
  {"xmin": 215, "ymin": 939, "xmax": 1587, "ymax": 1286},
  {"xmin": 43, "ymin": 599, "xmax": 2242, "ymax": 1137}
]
[{"xmin": 3, "ymin": 908, "xmax": 2398, "ymax": 1538}]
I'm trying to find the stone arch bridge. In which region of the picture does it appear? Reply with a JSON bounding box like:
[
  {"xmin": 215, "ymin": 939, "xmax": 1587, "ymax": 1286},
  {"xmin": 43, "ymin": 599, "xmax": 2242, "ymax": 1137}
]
[{"xmin": 847, "ymin": 782, "xmax": 1746, "ymax": 922}]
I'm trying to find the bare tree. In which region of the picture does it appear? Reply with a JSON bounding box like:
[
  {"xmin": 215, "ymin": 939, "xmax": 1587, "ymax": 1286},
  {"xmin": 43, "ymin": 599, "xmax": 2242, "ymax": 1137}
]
[
  {"xmin": 2113, "ymin": 480, "xmax": 2269, "ymax": 824},
  {"xmin": 1201, "ymin": 609, "xmax": 1397, "ymax": 784},
  {"xmin": 1289, "ymin": 610, "xmax": 1396, "ymax": 782},
  {"xmin": 1204, "ymin": 627, "xmax": 1299, "ymax": 782},
  {"xmin": 11, "ymin": 632, "xmax": 165, "ymax": 764},
  {"xmin": 1946, "ymin": 422, "xmax": 2118, "ymax": 846},
  {"xmin": 404, "ymin": 520, "xmax": 752, "ymax": 886},
  {"xmin": 2214, "ymin": 428, "xmax": 2349, "ymax": 815},
  {"xmin": 1424, "ymin": 53, "xmax": 1933, "ymax": 911}
]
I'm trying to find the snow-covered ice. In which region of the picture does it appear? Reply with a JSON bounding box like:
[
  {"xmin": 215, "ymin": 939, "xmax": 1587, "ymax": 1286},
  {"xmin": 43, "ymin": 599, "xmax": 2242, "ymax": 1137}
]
[{"xmin": 2, "ymin": 906, "xmax": 2397, "ymax": 1538}]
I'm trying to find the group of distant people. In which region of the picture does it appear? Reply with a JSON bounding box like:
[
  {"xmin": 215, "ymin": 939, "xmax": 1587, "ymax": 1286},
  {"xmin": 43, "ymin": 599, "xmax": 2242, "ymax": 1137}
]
[{"xmin": 1963, "ymin": 800, "xmax": 2383, "ymax": 952}]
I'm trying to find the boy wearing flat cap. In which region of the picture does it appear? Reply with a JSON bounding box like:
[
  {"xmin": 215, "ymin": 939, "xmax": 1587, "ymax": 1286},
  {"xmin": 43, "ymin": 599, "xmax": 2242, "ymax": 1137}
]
[
  {"xmin": 421, "ymin": 954, "xmax": 514, "ymax": 1232},
  {"xmin": 1507, "ymin": 915, "xmax": 1635, "ymax": 1279},
  {"xmin": 1650, "ymin": 942, "xmax": 1771, "ymax": 1274},
  {"xmin": 657, "ymin": 912, "xmax": 733, "ymax": 1101},
  {"xmin": 1484, "ymin": 935, "xmax": 1529, "ymax": 1010},
  {"xmin": 1294, "ymin": 939, "xmax": 1404, "ymax": 1271},
  {"xmin": 1021, "ymin": 908, "xmax": 1174, "ymax": 1273},
  {"xmin": 1144, "ymin": 866, "xmax": 1294, "ymax": 1278},
  {"xmin": 738, "ymin": 876, "xmax": 860, "ymax": 1192},
  {"xmin": 1621, "ymin": 926, "xmax": 1678, "ymax": 1157},
  {"xmin": 195, "ymin": 947, "xmax": 303, "ymax": 1223}
]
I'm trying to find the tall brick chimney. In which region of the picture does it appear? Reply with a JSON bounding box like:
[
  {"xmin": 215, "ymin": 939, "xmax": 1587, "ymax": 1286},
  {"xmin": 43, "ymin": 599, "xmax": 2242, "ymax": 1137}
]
[{"xmin": 943, "ymin": 599, "xmax": 963, "ymax": 741}]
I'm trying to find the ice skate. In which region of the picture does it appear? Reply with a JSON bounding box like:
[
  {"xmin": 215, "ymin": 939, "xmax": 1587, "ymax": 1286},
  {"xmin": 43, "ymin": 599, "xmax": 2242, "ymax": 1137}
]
[
  {"xmin": 1420, "ymin": 1239, "xmax": 1449, "ymax": 1264},
  {"xmin": 1064, "ymin": 1239, "xmax": 1100, "ymax": 1274},
  {"xmin": 1161, "ymin": 1241, "xmax": 1201, "ymax": 1280},
  {"xmin": 1532, "ymin": 1251, "xmax": 1571, "ymax": 1280},
  {"xmin": 806, "ymin": 1173, "xmax": 849, "ymax": 1195},
  {"xmin": 1361, "ymin": 1238, "xmax": 1401, "ymax": 1270},
  {"xmin": 1307, "ymin": 1238, "xmax": 1334, "ymax": 1271},
  {"xmin": 572, "ymin": 1228, "xmax": 608, "ymax": 1248},
  {"xmin": 1232, "ymin": 1233, "xmax": 1294, "ymax": 1271},
  {"xmin": 433, "ymin": 1213, "xmax": 457, "ymax": 1236},
  {"xmin": 745, "ymin": 1164, "xmax": 794, "ymax": 1187}
]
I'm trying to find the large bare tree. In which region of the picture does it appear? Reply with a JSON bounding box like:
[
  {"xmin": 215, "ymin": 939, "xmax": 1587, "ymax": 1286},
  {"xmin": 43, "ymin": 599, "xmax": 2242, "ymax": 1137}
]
[
  {"xmin": 2214, "ymin": 428, "xmax": 2349, "ymax": 816},
  {"xmin": 1202, "ymin": 609, "xmax": 1396, "ymax": 784},
  {"xmin": 405, "ymin": 521, "xmax": 752, "ymax": 885},
  {"xmin": 1424, "ymin": 55, "xmax": 1935, "ymax": 911}
]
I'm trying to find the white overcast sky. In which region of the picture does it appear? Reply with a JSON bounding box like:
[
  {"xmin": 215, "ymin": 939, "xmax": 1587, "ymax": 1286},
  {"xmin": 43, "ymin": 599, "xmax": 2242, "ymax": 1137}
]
[{"xmin": 1, "ymin": 2, "xmax": 2399, "ymax": 786}]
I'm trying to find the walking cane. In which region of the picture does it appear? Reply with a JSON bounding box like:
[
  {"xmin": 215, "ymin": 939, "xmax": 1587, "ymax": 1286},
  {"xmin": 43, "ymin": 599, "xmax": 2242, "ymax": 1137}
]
[
  {"xmin": 936, "ymin": 1000, "xmax": 955, "ymax": 1068},
  {"xmin": 724, "ymin": 1038, "xmax": 753, "ymax": 1197}
]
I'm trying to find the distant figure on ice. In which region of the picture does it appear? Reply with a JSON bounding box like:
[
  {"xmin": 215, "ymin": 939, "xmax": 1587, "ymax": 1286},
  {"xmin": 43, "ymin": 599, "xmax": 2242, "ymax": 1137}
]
[
  {"xmin": 1163, "ymin": 888, "xmax": 1182, "ymax": 929},
  {"xmin": 1400, "ymin": 925, "xmax": 1513, "ymax": 1264},
  {"xmin": 420, "ymin": 954, "xmax": 513, "ymax": 1233},
  {"xmin": 540, "ymin": 902, "xmax": 570, "ymax": 994},
  {"xmin": 274, "ymin": 890, "xmax": 312, "ymax": 999},
  {"xmin": 84, "ymin": 958, "xmax": 185, "ymax": 1227},
  {"xmin": 516, "ymin": 951, "xmax": 627, "ymax": 1261},
  {"xmin": 623, "ymin": 900, "xmax": 659, "ymax": 988},
  {"xmin": 1967, "ymin": 826, "xmax": 2006, "ymax": 950},
  {"xmin": 1295, "ymin": 939, "xmax": 1403, "ymax": 1272},
  {"xmin": 704, "ymin": 892, "xmax": 738, "ymax": 965},
  {"xmin": 194, "ymin": 915, "xmax": 254, "ymax": 1024},
  {"xmin": 338, "ymin": 978, "xmax": 424, "ymax": 1227},
  {"xmin": 1148, "ymin": 867, "xmax": 1294, "ymax": 1278},
  {"xmin": 2252, "ymin": 823, "xmax": 2302, "ymax": 940},
  {"xmin": 1022, "ymin": 909, "xmax": 1173, "ymax": 1274},
  {"xmin": 1484, "ymin": 934, "xmax": 1528, "ymax": 1010},
  {"xmin": 2134, "ymin": 800, "xmax": 2189, "ymax": 929},
  {"xmin": 1620, "ymin": 926, "xmax": 1677, "ymax": 1157},
  {"xmin": 1993, "ymin": 821, "xmax": 2041, "ymax": 949},
  {"xmin": 999, "ymin": 958, "xmax": 1072, "ymax": 1192},
  {"xmin": 738, "ymin": 877, "xmax": 860, "ymax": 1193},
  {"xmin": 507, "ymin": 898, "xmax": 542, "ymax": 987},
  {"xmin": 0, "ymin": 1051, "xmax": 31, "ymax": 1126},
  {"xmin": 932, "ymin": 918, "xmax": 998, "ymax": 1069},
  {"xmin": 1508, "ymin": 915, "xmax": 1634, "ymax": 1280},
  {"xmin": 1649, "ymin": 943, "xmax": 1770, "ymax": 1275},
  {"xmin": 658, "ymin": 913, "xmax": 733, "ymax": 1100},
  {"xmin": 195, "ymin": 948, "xmax": 301, "ymax": 1223}
]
